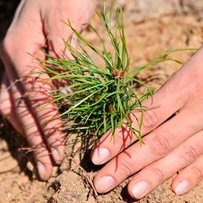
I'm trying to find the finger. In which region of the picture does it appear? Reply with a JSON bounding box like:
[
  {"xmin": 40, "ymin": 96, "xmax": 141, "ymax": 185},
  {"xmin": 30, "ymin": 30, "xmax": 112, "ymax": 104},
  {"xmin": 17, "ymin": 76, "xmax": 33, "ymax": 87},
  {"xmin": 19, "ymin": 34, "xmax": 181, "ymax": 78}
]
[
  {"xmin": 127, "ymin": 130, "xmax": 203, "ymax": 199},
  {"xmin": 93, "ymin": 108, "xmax": 203, "ymax": 193},
  {"xmin": 22, "ymin": 65, "xmax": 65, "ymax": 164},
  {"xmin": 0, "ymin": 75, "xmax": 53, "ymax": 180},
  {"xmin": 172, "ymin": 155, "xmax": 203, "ymax": 196},
  {"xmin": 7, "ymin": 76, "xmax": 53, "ymax": 180},
  {"xmin": 0, "ymin": 73, "xmax": 23, "ymax": 133}
]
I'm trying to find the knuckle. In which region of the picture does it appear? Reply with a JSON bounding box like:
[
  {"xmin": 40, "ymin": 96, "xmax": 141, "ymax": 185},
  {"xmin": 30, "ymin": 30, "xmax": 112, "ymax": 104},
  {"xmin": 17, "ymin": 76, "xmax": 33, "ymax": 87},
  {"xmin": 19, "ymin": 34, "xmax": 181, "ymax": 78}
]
[
  {"xmin": 1, "ymin": 35, "xmax": 14, "ymax": 54},
  {"xmin": 181, "ymin": 145, "xmax": 200, "ymax": 164},
  {"xmin": 149, "ymin": 134, "xmax": 171, "ymax": 157},
  {"xmin": 0, "ymin": 107, "xmax": 11, "ymax": 118},
  {"xmin": 191, "ymin": 166, "xmax": 202, "ymax": 178},
  {"xmin": 34, "ymin": 143, "xmax": 48, "ymax": 156},
  {"xmin": 120, "ymin": 162, "xmax": 134, "ymax": 176},
  {"xmin": 0, "ymin": 98, "xmax": 11, "ymax": 118},
  {"xmin": 149, "ymin": 167, "xmax": 165, "ymax": 183},
  {"xmin": 142, "ymin": 109, "xmax": 159, "ymax": 131},
  {"xmin": 1, "ymin": 34, "xmax": 21, "ymax": 60},
  {"xmin": 116, "ymin": 125, "xmax": 135, "ymax": 147},
  {"xmin": 119, "ymin": 153, "xmax": 135, "ymax": 176}
]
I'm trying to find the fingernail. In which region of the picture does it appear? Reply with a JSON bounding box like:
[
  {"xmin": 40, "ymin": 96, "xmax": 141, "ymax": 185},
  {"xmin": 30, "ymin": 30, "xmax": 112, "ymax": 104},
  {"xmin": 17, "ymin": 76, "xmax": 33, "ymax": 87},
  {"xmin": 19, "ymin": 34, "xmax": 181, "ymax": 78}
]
[
  {"xmin": 94, "ymin": 175, "xmax": 115, "ymax": 193},
  {"xmin": 37, "ymin": 162, "xmax": 46, "ymax": 179},
  {"xmin": 175, "ymin": 180, "xmax": 190, "ymax": 195},
  {"xmin": 132, "ymin": 181, "xmax": 150, "ymax": 199},
  {"xmin": 92, "ymin": 148, "xmax": 110, "ymax": 165},
  {"xmin": 51, "ymin": 148, "xmax": 62, "ymax": 164}
]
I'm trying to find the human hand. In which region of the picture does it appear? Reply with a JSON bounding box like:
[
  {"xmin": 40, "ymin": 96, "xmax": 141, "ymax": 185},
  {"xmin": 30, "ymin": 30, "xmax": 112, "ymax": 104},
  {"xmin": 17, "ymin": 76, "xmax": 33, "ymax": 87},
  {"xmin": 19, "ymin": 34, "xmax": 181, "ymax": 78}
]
[
  {"xmin": 91, "ymin": 47, "xmax": 203, "ymax": 199},
  {"xmin": 0, "ymin": 0, "xmax": 96, "ymax": 180}
]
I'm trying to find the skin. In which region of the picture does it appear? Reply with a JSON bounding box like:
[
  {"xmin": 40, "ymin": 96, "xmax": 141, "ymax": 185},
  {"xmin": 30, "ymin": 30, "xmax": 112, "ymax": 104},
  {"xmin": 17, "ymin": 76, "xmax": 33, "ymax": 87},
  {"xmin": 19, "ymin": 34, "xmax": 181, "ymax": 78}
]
[
  {"xmin": 91, "ymin": 47, "xmax": 203, "ymax": 199},
  {"xmin": 0, "ymin": 0, "xmax": 96, "ymax": 181},
  {"xmin": 1, "ymin": 0, "xmax": 203, "ymax": 200}
]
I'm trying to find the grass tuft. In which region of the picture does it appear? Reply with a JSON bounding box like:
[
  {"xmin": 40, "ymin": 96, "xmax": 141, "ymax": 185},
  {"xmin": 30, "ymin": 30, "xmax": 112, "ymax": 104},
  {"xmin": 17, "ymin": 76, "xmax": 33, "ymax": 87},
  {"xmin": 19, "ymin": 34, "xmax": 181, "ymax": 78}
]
[{"xmin": 43, "ymin": 7, "xmax": 196, "ymax": 144}]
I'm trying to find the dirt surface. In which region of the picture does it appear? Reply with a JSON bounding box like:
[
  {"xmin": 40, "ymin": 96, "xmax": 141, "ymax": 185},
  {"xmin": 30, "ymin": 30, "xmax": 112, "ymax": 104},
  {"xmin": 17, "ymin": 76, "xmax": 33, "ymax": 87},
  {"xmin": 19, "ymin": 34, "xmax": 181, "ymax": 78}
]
[{"xmin": 1, "ymin": 0, "xmax": 203, "ymax": 202}]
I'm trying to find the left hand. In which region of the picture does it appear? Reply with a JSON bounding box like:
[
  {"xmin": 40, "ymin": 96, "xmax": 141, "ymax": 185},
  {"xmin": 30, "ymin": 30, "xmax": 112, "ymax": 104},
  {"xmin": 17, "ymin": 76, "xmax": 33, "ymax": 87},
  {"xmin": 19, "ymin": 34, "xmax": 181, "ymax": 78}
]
[
  {"xmin": 0, "ymin": 0, "xmax": 96, "ymax": 180},
  {"xmin": 91, "ymin": 47, "xmax": 203, "ymax": 199}
]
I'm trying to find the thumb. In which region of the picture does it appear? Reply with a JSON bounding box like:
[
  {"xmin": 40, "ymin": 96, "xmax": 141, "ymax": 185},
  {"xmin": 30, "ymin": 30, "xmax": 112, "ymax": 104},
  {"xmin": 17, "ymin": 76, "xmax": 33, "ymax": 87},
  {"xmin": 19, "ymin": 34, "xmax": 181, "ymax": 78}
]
[{"xmin": 42, "ymin": 0, "xmax": 96, "ymax": 57}]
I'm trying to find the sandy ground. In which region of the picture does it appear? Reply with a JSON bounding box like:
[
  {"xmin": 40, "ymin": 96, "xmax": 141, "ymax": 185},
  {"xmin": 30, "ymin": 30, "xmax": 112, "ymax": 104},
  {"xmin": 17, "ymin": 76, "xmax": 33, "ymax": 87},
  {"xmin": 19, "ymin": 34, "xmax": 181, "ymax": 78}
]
[{"xmin": 1, "ymin": 0, "xmax": 203, "ymax": 202}]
